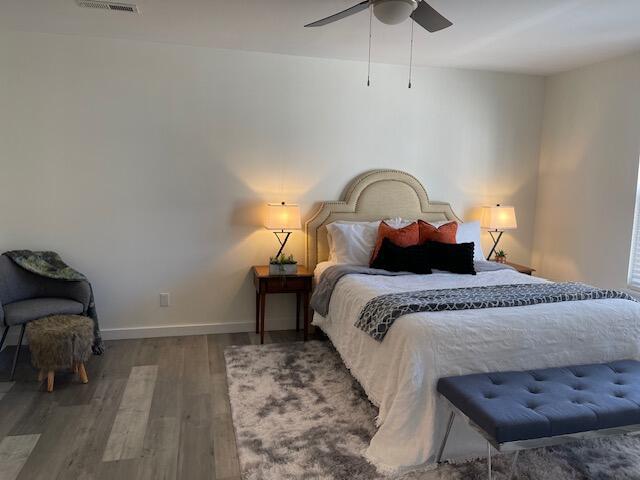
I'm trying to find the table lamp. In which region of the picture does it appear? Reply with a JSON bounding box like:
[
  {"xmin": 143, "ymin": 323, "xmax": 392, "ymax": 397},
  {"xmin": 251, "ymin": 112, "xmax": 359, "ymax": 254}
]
[
  {"xmin": 480, "ymin": 204, "xmax": 517, "ymax": 260},
  {"xmin": 265, "ymin": 202, "xmax": 301, "ymax": 258}
]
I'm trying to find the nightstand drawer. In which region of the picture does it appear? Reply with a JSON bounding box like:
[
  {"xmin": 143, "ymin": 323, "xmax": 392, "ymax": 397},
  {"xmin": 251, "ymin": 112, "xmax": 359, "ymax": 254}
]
[{"xmin": 264, "ymin": 276, "xmax": 309, "ymax": 293}]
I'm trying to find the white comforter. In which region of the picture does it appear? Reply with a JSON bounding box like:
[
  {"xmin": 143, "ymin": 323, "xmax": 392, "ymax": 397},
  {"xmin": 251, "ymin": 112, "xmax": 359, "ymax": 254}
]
[{"xmin": 312, "ymin": 261, "xmax": 640, "ymax": 472}]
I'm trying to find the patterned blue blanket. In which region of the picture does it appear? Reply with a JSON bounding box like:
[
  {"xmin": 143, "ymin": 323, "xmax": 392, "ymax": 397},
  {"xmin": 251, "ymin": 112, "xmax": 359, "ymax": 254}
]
[{"xmin": 356, "ymin": 282, "xmax": 636, "ymax": 341}]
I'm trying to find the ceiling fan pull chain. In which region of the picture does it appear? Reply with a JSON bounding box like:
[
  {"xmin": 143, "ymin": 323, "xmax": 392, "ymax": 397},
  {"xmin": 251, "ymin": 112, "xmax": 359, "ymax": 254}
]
[
  {"xmin": 408, "ymin": 18, "xmax": 414, "ymax": 88},
  {"xmin": 367, "ymin": 4, "xmax": 373, "ymax": 87}
]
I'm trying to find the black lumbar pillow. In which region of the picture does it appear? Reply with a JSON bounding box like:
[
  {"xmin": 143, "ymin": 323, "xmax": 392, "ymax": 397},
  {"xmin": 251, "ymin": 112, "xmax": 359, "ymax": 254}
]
[
  {"xmin": 370, "ymin": 238, "xmax": 476, "ymax": 275},
  {"xmin": 424, "ymin": 241, "xmax": 476, "ymax": 275},
  {"xmin": 370, "ymin": 237, "xmax": 432, "ymax": 274}
]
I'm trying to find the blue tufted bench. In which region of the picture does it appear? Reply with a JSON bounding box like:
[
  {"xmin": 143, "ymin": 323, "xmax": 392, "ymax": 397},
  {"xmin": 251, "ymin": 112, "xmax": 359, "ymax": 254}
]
[{"xmin": 436, "ymin": 360, "xmax": 640, "ymax": 479}]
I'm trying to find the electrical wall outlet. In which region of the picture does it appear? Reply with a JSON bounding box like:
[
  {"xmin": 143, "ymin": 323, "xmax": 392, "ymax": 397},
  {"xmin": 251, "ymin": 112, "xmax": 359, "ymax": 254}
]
[{"xmin": 159, "ymin": 293, "xmax": 170, "ymax": 307}]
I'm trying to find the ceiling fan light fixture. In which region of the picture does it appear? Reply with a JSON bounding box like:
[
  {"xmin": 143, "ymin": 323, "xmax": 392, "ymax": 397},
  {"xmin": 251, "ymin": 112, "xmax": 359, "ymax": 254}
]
[{"xmin": 373, "ymin": 0, "xmax": 417, "ymax": 25}]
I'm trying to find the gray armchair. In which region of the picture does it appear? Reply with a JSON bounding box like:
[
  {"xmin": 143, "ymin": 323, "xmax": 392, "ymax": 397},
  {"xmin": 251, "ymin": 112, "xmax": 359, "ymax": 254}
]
[{"xmin": 0, "ymin": 254, "xmax": 91, "ymax": 379}]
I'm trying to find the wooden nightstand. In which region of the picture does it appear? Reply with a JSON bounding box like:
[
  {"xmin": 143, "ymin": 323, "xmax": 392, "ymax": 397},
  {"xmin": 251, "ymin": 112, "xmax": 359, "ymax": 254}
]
[
  {"xmin": 252, "ymin": 265, "xmax": 313, "ymax": 344},
  {"xmin": 493, "ymin": 260, "xmax": 536, "ymax": 276}
]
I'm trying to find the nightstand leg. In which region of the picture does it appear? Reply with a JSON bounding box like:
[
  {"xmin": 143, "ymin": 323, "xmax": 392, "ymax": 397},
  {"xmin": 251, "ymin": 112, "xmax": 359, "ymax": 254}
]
[
  {"xmin": 296, "ymin": 292, "xmax": 301, "ymax": 332},
  {"xmin": 259, "ymin": 291, "xmax": 266, "ymax": 344},
  {"xmin": 255, "ymin": 291, "xmax": 260, "ymax": 334},
  {"xmin": 303, "ymin": 291, "xmax": 310, "ymax": 341}
]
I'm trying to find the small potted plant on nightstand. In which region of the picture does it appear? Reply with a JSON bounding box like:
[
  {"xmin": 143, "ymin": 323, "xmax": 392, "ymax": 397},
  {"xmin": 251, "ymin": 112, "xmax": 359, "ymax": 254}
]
[
  {"xmin": 269, "ymin": 254, "xmax": 298, "ymax": 275},
  {"xmin": 494, "ymin": 250, "xmax": 507, "ymax": 264}
]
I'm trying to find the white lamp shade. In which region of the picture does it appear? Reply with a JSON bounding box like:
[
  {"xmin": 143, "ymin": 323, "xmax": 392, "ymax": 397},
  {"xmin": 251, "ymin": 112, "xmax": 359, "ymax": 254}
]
[
  {"xmin": 265, "ymin": 203, "xmax": 301, "ymax": 230},
  {"xmin": 480, "ymin": 205, "xmax": 517, "ymax": 231}
]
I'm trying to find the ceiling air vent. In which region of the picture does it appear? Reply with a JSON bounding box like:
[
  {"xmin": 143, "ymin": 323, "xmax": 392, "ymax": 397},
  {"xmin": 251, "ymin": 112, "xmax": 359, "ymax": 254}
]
[{"xmin": 76, "ymin": 1, "xmax": 139, "ymax": 14}]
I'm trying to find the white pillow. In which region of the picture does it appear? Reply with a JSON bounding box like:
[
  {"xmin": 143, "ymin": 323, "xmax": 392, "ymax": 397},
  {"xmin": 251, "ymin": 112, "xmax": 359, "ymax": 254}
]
[
  {"xmin": 326, "ymin": 221, "xmax": 379, "ymax": 265},
  {"xmin": 429, "ymin": 220, "xmax": 485, "ymax": 262},
  {"xmin": 385, "ymin": 217, "xmax": 414, "ymax": 228},
  {"xmin": 456, "ymin": 221, "xmax": 485, "ymax": 262},
  {"xmin": 325, "ymin": 218, "xmax": 413, "ymax": 265}
]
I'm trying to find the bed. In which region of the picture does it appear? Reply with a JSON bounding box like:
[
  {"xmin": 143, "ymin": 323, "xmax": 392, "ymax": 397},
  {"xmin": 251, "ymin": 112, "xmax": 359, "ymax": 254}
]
[{"xmin": 305, "ymin": 169, "xmax": 640, "ymax": 473}]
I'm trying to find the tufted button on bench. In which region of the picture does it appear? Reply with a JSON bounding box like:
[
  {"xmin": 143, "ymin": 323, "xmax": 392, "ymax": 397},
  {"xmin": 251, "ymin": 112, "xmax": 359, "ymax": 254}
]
[{"xmin": 436, "ymin": 360, "xmax": 640, "ymax": 479}]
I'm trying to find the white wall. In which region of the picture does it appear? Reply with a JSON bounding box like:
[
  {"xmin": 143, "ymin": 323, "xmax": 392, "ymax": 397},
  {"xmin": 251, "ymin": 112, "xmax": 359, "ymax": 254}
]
[
  {"xmin": 0, "ymin": 30, "xmax": 545, "ymax": 337},
  {"xmin": 532, "ymin": 52, "xmax": 640, "ymax": 289}
]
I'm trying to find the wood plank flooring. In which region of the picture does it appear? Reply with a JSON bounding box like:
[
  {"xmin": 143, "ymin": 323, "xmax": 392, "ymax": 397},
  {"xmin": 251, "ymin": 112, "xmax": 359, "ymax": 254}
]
[{"xmin": 0, "ymin": 329, "xmax": 315, "ymax": 480}]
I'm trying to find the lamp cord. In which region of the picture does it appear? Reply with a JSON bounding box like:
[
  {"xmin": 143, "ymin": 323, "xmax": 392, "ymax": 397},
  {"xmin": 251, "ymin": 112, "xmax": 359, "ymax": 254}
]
[
  {"xmin": 408, "ymin": 19, "xmax": 414, "ymax": 88},
  {"xmin": 367, "ymin": 4, "xmax": 372, "ymax": 87}
]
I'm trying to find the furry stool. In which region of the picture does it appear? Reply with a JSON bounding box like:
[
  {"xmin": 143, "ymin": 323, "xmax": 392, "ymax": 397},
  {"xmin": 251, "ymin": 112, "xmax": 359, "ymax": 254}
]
[{"xmin": 26, "ymin": 315, "xmax": 94, "ymax": 392}]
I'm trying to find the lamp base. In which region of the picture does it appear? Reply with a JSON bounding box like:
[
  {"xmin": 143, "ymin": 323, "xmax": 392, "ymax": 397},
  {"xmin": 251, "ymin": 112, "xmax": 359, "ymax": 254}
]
[
  {"xmin": 273, "ymin": 231, "xmax": 292, "ymax": 259},
  {"xmin": 486, "ymin": 230, "xmax": 504, "ymax": 260}
]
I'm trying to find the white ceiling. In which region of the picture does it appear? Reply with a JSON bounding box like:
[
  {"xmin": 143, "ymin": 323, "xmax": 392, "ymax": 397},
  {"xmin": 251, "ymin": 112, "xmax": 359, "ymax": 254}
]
[{"xmin": 2, "ymin": 0, "xmax": 640, "ymax": 74}]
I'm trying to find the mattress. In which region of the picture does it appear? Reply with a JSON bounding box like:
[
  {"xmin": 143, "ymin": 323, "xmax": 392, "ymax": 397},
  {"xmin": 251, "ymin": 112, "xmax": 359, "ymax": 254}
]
[{"xmin": 312, "ymin": 261, "xmax": 640, "ymax": 472}]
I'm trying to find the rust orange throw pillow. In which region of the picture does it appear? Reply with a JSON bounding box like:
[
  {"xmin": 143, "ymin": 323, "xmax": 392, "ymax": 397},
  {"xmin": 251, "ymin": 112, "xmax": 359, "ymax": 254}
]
[
  {"xmin": 370, "ymin": 221, "xmax": 419, "ymax": 265},
  {"xmin": 418, "ymin": 220, "xmax": 458, "ymax": 244}
]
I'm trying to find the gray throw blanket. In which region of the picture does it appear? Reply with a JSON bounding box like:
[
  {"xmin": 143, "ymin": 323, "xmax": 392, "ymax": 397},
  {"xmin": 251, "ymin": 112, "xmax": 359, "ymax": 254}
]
[
  {"xmin": 5, "ymin": 250, "xmax": 104, "ymax": 354},
  {"xmin": 310, "ymin": 265, "xmax": 410, "ymax": 316},
  {"xmin": 356, "ymin": 282, "xmax": 636, "ymax": 341},
  {"xmin": 310, "ymin": 261, "xmax": 513, "ymax": 317}
]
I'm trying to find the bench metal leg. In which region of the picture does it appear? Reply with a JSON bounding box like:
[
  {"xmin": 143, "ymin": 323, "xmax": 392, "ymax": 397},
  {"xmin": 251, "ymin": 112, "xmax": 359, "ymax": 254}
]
[
  {"xmin": 487, "ymin": 442, "xmax": 492, "ymax": 480},
  {"xmin": 507, "ymin": 450, "xmax": 520, "ymax": 480},
  {"xmin": 10, "ymin": 324, "xmax": 26, "ymax": 381},
  {"xmin": 436, "ymin": 411, "xmax": 456, "ymax": 463}
]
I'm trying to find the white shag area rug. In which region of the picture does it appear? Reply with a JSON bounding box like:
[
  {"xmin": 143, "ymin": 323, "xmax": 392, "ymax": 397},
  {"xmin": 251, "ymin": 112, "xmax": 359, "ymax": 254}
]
[{"xmin": 224, "ymin": 341, "xmax": 640, "ymax": 480}]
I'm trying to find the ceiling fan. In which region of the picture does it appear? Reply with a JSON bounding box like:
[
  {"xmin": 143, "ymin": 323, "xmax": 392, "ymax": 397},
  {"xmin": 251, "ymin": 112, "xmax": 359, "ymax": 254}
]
[{"xmin": 304, "ymin": 0, "xmax": 452, "ymax": 32}]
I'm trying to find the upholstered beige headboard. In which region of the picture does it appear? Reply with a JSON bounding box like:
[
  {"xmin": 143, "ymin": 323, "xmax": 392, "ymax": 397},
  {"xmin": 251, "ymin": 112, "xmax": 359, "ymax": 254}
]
[{"xmin": 305, "ymin": 169, "xmax": 462, "ymax": 271}]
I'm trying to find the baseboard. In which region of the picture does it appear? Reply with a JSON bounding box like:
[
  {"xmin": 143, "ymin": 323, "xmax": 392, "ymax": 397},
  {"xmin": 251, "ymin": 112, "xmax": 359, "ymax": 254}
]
[
  {"xmin": 100, "ymin": 321, "xmax": 256, "ymax": 340},
  {"xmin": 0, "ymin": 322, "xmax": 255, "ymax": 349},
  {"xmin": 0, "ymin": 316, "xmax": 299, "ymax": 347}
]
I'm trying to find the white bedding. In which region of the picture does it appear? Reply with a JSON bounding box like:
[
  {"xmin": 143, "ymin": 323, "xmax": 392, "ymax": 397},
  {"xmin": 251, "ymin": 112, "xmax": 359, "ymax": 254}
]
[{"xmin": 312, "ymin": 261, "xmax": 640, "ymax": 472}]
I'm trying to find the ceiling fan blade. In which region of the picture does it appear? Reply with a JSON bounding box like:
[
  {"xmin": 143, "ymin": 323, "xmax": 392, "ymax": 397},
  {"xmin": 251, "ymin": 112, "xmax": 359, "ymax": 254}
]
[
  {"xmin": 410, "ymin": 1, "xmax": 452, "ymax": 32},
  {"xmin": 304, "ymin": 1, "xmax": 370, "ymax": 27}
]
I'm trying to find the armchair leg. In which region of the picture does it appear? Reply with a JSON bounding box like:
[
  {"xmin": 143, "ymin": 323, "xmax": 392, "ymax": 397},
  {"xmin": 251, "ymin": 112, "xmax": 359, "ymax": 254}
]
[
  {"xmin": 0, "ymin": 326, "xmax": 8, "ymax": 351},
  {"xmin": 10, "ymin": 324, "xmax": 26, "ymax": 381}
]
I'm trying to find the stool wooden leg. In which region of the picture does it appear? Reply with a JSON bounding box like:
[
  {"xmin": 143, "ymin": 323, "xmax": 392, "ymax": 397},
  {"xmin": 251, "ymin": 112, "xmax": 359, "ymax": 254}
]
[
  {"xmin": 38, "ymin": 370, "xmax": 44, "ymax": 382},
  {"xmin": 78, "ymin": 363, "xmax": 89, "ymax": 384},
  {"xmin": 47, "ymin": 371, "xmax": 54, "ymax": 393},
  {"xmin": 73, "ymin": 363, "xmax": 79, "ymax": 374}
]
